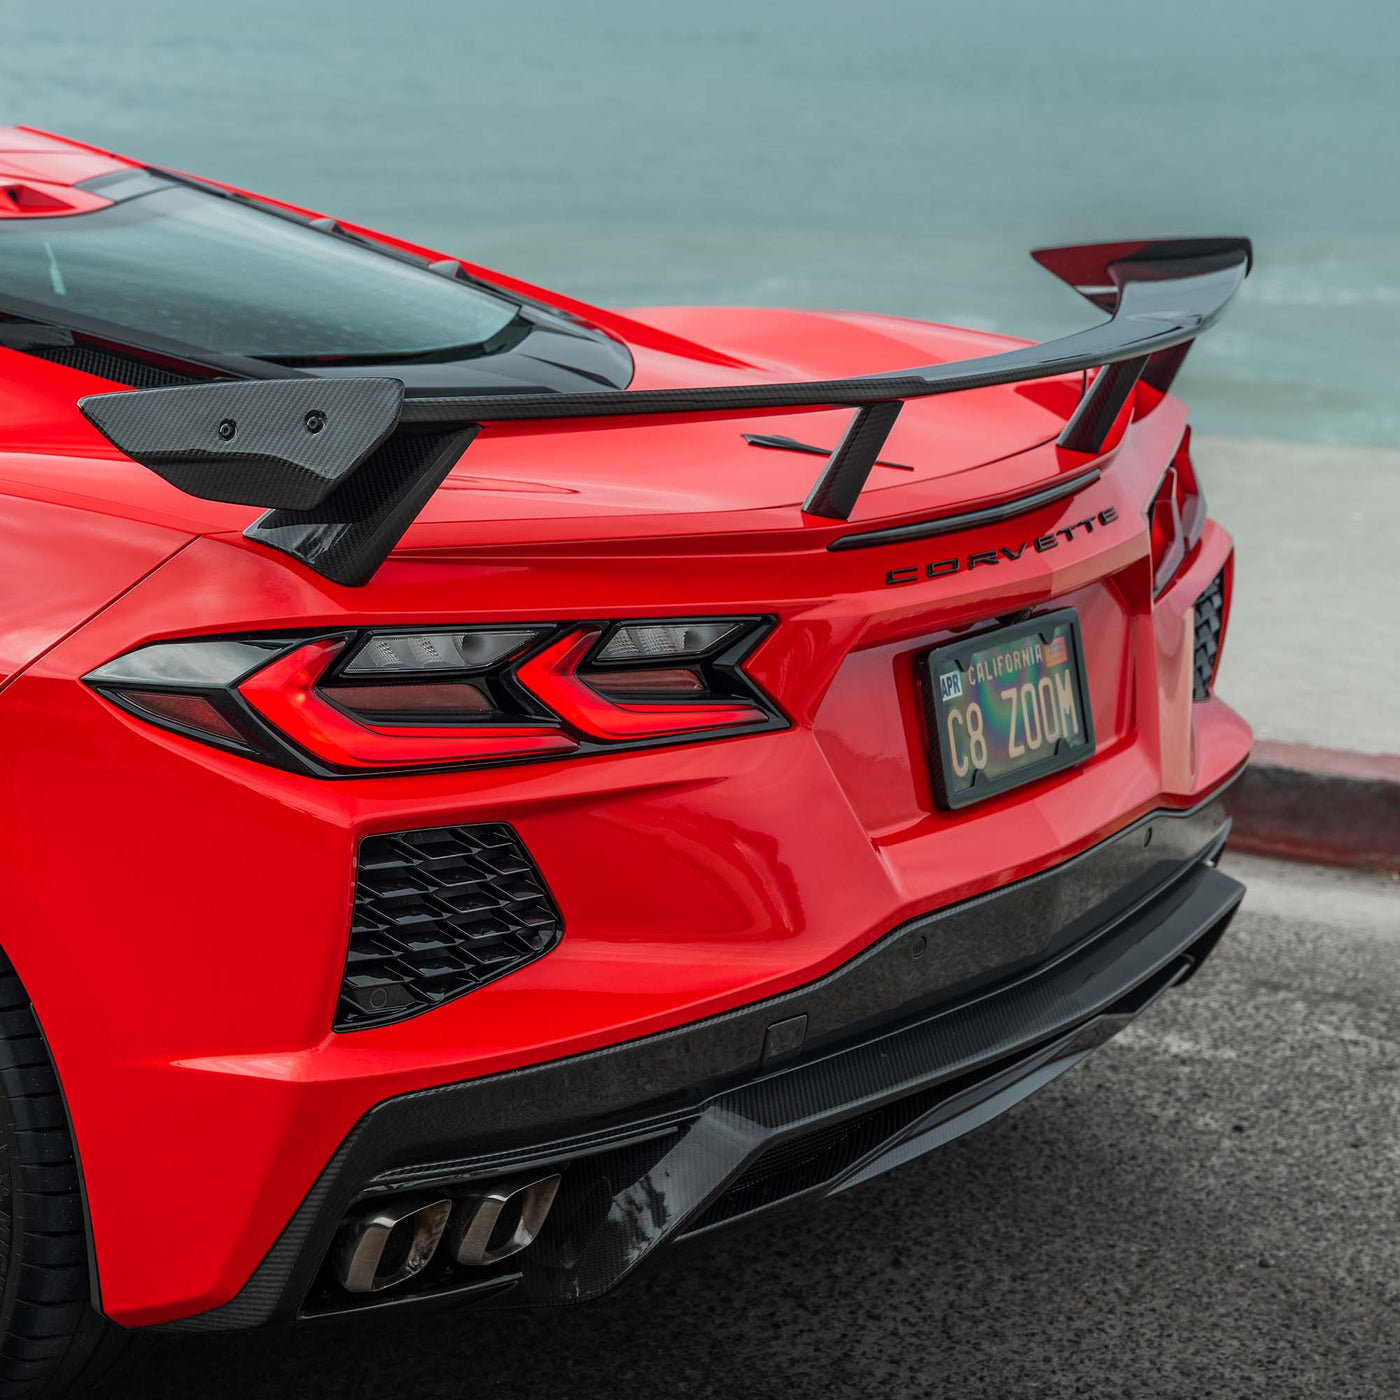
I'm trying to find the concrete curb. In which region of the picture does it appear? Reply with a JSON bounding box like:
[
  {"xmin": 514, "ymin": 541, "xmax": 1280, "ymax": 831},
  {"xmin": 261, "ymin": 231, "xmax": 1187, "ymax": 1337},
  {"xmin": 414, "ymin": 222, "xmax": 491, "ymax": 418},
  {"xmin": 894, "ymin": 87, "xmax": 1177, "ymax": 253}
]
[{"xmin": 1224, "ymin": 742, "xmax": 1400, "ymax": 875}]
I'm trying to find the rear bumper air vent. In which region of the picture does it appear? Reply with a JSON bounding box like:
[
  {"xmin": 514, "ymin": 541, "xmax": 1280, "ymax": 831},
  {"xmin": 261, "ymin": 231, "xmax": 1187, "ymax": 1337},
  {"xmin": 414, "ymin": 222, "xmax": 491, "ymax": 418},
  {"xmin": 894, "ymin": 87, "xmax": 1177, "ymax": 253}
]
[
  {"xmin": 1192, "ymin": 569, "xmax": 1227, "ymax": 700},
  {"xmin": 337, "ymin": 823, "xmax": 562, "ymax": 1031}
]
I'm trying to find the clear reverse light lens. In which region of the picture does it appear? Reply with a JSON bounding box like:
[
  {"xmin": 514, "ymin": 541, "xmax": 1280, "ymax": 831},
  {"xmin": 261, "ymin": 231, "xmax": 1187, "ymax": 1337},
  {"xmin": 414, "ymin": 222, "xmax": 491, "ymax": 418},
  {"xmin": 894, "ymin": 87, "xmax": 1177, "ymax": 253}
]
[
  {"xmin": 343, "ymin": 630, "xmax": 539, "ymax": 676},
  {"xmin": 595, "ymin": 622, "xmax": 739, "ymax": 663},
  {"xmin": 86, "ymin": 638, "xmax": 284, "ymax": 687}
]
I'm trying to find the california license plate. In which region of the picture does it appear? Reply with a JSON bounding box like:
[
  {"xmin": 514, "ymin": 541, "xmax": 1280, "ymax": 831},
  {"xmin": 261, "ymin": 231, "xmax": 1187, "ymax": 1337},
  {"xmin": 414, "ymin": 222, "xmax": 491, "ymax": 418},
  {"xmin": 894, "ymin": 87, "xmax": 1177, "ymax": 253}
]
[{"xmin": 922, "ymin": 609, "xmax": 1095, "ymax": 810}]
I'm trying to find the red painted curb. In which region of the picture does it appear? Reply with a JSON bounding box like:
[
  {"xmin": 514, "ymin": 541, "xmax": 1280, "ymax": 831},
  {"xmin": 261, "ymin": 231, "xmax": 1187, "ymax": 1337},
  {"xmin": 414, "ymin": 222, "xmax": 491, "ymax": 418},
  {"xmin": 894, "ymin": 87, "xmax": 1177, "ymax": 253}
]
[{"xmin": 1224, "ymin": 742, "xmax": 1400, "ymax": 874}]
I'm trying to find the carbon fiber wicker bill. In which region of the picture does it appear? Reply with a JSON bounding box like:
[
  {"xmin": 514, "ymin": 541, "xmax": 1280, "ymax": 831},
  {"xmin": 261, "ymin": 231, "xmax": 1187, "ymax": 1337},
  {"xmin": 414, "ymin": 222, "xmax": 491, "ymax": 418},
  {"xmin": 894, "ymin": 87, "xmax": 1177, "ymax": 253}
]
[{"xmin": 79, "ymin": 376, "xmax": 404, "ymax": 510}]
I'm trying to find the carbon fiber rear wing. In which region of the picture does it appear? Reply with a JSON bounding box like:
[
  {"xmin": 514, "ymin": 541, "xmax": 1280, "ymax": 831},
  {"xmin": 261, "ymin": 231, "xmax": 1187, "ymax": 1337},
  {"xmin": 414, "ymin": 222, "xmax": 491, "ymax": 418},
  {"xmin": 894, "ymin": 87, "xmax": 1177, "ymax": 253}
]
[{"xmin": 77, "ymin": 237, "xmax": 1251, "ymax": 585}]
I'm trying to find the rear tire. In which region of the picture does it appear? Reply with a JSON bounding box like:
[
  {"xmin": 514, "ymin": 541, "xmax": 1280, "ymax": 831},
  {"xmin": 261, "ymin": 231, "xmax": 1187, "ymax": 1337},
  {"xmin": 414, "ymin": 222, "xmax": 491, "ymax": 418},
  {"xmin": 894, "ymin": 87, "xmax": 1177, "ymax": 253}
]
[{"xmin": 0, "ymin": 953, "xmax": 127, "ymax": 1398}]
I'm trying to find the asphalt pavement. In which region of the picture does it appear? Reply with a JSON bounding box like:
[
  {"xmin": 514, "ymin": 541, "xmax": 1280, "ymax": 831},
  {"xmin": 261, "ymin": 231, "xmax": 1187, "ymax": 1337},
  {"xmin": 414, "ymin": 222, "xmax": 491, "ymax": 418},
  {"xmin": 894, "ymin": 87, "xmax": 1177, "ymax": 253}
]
[{"xmin": 92, "ymin": 853, "xmax": 1400, "ymax": 1400}]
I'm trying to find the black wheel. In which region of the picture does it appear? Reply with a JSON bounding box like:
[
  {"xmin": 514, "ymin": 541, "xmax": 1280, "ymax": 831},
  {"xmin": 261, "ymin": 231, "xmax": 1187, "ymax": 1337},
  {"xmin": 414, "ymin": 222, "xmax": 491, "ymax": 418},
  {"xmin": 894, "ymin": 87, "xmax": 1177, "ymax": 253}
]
[{"xmin": 0, "ymin": 952, "xmax": 127, "ymax": 1398}]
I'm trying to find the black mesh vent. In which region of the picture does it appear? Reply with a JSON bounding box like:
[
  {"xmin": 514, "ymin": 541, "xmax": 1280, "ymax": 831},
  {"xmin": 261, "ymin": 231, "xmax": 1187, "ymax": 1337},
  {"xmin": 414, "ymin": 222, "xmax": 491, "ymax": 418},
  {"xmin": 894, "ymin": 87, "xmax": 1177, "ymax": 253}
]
[
  {"xmin": 29, "ymin": 343, "xmax": 201, "ymax": 389},
  {"xmin": 337, "ymin": 823, "xmax": 562, "ymax": 1031},
  {"xmin": 1192, "ymin": 569, "xmax": 1227, "ymax": 700}
]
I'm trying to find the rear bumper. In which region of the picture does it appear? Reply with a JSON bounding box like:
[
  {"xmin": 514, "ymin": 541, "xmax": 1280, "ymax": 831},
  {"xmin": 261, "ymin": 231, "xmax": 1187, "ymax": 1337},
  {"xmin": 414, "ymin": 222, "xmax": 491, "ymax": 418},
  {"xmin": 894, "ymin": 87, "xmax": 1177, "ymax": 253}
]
[
  {"xmin": 4, "ymin": 412, "xmax": 1247, "ymax": 1326},
  {"xmin": 162, "ymin": 792, "xmax": 1242, "ymax": 1331}
]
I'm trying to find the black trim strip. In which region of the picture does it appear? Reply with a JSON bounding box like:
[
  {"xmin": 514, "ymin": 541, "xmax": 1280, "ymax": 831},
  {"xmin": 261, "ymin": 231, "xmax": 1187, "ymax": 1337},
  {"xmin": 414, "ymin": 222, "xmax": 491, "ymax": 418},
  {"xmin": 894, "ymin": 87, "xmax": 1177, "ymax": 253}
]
[
  {"xmin": 826, "ymin": 468, "xmax": 1101, "ymax": 551},
  {"xmin": 741, "ymin": 432, "xmax": 915, "ymax": 471}
]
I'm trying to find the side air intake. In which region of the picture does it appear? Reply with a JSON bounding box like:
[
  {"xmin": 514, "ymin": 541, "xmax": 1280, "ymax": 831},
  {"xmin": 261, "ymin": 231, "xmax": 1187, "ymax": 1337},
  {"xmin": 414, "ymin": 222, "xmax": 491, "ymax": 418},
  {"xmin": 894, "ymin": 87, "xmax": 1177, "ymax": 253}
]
[{"xmin": 337, "ymin": 823, "xmax": 562, "ymax": 1031}]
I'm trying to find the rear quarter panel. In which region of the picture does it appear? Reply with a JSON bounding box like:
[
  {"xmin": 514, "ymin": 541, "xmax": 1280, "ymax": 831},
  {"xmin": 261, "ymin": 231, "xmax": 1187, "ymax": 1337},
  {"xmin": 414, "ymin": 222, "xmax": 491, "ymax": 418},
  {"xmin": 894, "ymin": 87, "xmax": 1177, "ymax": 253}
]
[{"xmin": 0, "ymin": 491, "xmax": 190, "ymax": 689}]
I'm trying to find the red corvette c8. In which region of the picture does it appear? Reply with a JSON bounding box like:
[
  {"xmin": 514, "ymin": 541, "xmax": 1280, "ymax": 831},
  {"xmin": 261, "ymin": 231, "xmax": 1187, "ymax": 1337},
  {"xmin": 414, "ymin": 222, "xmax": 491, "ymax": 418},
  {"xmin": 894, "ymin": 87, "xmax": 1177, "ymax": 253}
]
[{"xmin": 0, "ymin": 125, "xmax": 1249, "ymax": 1396}]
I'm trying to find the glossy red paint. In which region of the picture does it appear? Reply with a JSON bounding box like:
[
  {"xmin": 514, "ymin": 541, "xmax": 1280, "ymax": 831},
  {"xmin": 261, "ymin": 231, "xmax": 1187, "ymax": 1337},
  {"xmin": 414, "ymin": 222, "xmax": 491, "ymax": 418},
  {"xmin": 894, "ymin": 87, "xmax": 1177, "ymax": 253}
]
[{"xmin": 0, "ymin": 128, "xmax": 1249, "ymax": 1327}]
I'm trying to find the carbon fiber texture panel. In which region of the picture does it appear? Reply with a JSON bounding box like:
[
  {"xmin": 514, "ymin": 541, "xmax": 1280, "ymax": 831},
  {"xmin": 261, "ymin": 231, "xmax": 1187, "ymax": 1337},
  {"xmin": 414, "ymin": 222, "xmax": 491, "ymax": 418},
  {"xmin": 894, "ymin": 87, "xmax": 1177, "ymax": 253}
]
[
  {"xmin": 1058, "ymin": 354, "xmax": 1148, "ymax": 453},
  {"xmin": 29, "ymin": 343, "xmax": 201, "ymax": 389},
  {"xmin": 244, "ymin": 427, "xmax": 476, "ymax": 586},
  {"xmin": 401, "ymin": 375, "xmax": 932, "ymax": 423},
  {"xmin": 501, "ymin": 865, "xmax": 1242, "ymax": 1305},
  {"xmin": 801, "ymin": 401, "xmax": 904, "ymax": 519},
  {"xmin": 393, "ymin": 249, "xmax": 1248, "ymax": 425},
  {"xmin": 79, "ymin": 376, "xmax": 405, "ymax": 510}
]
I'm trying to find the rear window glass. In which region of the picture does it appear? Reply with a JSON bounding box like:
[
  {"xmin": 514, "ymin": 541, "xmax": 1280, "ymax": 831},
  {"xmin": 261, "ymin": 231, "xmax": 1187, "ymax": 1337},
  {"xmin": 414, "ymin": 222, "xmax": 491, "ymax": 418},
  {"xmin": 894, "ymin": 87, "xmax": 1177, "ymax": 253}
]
[{"xmin": 0, "ymin": 184, "xmax": 519, "ymax": 359}]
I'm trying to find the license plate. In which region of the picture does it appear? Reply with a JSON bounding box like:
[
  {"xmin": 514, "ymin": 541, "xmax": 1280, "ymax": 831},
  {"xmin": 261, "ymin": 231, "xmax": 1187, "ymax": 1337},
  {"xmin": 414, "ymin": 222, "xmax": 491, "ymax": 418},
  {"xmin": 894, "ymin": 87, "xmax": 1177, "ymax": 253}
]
[{"xmin": 922, "ymin": 609, "xmax": 1095, "ymax": 810}]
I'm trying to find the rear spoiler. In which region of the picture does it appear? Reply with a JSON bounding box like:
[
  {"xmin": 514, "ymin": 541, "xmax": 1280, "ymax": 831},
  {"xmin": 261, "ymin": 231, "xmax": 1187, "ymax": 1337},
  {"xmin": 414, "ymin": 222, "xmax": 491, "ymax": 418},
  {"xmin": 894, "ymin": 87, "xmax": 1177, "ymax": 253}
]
[{"xmin": 77, "ymin": 236, "xmax": 1251, "ymax": 586}]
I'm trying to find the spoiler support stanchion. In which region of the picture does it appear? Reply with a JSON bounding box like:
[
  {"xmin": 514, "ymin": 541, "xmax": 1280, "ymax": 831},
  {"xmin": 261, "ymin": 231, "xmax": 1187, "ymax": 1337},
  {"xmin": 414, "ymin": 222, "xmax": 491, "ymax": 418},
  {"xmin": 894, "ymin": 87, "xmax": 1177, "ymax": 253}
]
[
  {"xmin": 801, "ymin": 401, "xmax": 904, "ymax": 520},
  {"xmin": 1057, "ymin": 354, "xmax": 1149, "ymax": 455}
]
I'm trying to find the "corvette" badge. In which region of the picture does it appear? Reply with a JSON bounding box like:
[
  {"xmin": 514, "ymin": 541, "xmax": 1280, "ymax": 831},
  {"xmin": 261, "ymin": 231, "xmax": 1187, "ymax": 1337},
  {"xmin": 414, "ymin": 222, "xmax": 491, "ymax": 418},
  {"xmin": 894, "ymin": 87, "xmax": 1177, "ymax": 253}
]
[{"xmin": 884, "ymin": 506, "xmax": 1119, "ymax": 586}]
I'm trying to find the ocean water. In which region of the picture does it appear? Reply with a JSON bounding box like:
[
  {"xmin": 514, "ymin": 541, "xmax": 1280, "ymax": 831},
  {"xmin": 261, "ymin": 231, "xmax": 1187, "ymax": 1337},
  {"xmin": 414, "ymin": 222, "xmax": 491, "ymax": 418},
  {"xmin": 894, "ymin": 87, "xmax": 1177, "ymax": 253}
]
[{"xmin": 2, "ymin": 0, "xmax": 1396, "ymax": 445}]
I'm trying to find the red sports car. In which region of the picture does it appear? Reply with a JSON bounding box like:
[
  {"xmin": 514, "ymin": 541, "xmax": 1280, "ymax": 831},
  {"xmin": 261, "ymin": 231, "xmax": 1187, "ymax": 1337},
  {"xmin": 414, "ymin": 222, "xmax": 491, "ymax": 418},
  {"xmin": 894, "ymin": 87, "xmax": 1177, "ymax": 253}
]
[{"xmin": 0, "ymin": 125, "xmax": 1249, "ymax": 1397}]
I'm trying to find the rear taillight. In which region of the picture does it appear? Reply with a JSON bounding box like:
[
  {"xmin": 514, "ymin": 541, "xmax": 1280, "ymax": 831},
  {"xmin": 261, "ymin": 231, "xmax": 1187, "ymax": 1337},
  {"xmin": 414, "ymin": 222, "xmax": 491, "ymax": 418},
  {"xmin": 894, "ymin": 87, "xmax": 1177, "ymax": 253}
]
[
  {"xmin": 515, "ymin": 631, "xmax": 768, "ymax": 741},
  {"xmin": 85, "ymin": 618, "xmax": 781, "ymax": 775},
  {"xmin": 237, "ymin": 638, "xmax": 579, "ymax": 768},
  {"xmin": 1148, "ymin": 428, "xmax": 1207, "ymax": 595}
]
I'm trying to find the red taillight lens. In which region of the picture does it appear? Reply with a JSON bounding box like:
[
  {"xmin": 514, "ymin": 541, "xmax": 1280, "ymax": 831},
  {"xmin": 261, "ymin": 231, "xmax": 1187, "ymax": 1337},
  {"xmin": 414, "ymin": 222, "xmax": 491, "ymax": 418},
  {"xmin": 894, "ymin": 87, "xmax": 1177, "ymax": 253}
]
[
  {"xmin": 87, "ymin": 617, "xmax": 779, "ymax": 775},
  {"xmin": 579, "ymin": 667, "xmax": 707, "ymax": 698},
  {"xmin": 238, "ymin": 640, "xmax": 577, "ymax": 768},
  {"xmin": 1149, "ymin": 470, "xmax": 1185, "ymax": 593},
  {"xmin": 1172, "ymin": 427, "xmax": 1205, "ymax": 548},
  {"xmin": 118, "ymin": 690, "xmax": 248, "ymax": 747},
  {"xmin": 1149, "ymin": 429, "xmax": 1207, "ymax": 595},
  {"xmin": 320, "ymin": 680, "xmax": 495, "ymax": 718},
  {"xmin": 515, "ymin": 632, "xmax": 768, "ymax": 740}
]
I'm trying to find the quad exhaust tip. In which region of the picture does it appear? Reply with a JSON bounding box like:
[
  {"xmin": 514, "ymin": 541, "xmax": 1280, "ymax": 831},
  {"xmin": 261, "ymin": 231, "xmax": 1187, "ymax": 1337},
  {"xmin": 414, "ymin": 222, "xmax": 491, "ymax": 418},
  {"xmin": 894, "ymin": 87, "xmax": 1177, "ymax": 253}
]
[
  {"xmin": 454, "ymin": 1173, "xmax": 561, "ymax": 1267},
  {"xmin": 335, "ymin": 1195, "xmax": 453, "ymax": 1295},
  {"xmin": 333, "ymin": 1172, "xmax": 561, "ymax": 1295}
]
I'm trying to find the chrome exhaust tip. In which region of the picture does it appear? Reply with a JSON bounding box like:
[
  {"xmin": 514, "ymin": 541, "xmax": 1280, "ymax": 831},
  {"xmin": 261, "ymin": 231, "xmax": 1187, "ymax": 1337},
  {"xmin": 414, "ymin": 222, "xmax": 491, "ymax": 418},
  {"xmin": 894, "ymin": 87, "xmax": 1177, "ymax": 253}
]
[
  {"xmin": 334, "ymin": 1195, "xmax": 452, "ymax": 1294},
  {"xmin": 454, "ymin": 1173, "xmax": 561, "ymax": 1267}
]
